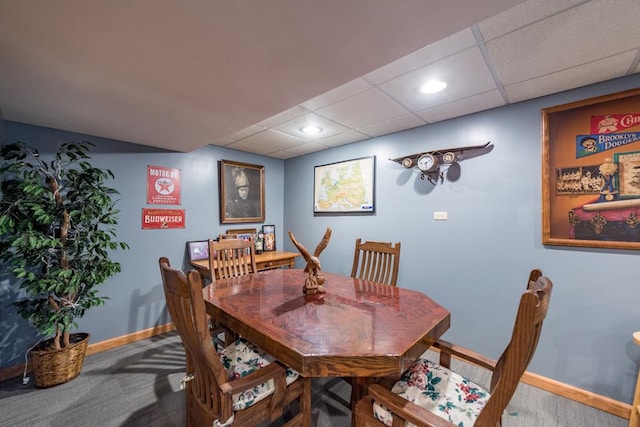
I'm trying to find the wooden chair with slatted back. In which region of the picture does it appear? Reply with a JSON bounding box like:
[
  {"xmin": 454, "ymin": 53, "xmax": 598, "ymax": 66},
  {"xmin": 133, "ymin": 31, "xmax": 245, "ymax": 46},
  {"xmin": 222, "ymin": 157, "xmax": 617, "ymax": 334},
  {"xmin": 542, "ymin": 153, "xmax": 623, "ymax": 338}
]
[
  {"xmin": 158, "ymin": 257, "xmax": 311, "ymax": 427},
  {"xmin": 341, "ymin": 238, "xmax": 402, "ymax": 397},
  {"xmin": 350, "ymin": 238, "xmax": 401, "ymax": 286},
  {"xmin": 208, "ymin": 237, "xmax": 257, "ymax": 280},
  {"xmin": 353, "ymin": 269, "xmax": 553, "ymax": 427}
]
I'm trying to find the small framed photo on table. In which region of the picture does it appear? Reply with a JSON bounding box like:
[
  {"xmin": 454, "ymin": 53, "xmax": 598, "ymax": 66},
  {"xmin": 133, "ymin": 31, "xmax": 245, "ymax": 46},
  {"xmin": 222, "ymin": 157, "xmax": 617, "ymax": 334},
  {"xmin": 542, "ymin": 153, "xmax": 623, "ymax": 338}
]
[
  {"xmin": 187, "ymin": 240, "xmax": 209, "ymax": 262},
  {"xmin": 262, "ymin": 225, "xmax": 276, "ymax": 251}
]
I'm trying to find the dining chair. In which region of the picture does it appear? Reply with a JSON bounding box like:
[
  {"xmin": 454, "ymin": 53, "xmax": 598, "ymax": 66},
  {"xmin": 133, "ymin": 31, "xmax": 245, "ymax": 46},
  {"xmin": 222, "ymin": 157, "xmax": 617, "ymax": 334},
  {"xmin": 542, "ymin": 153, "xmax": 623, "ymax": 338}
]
[
  {"xmin": 158, "ymin": 257, "xmax": 311, "ymax": 427},
  {"xmin": 353, "ymin": 269, "xmax": 553, "ymax": 427},
  {"xmin": 343, "ymin": 238, "xmax": 402, "ymax": 398},
  {"xmin": 351, "ymin": 238, "xmax": 401, "ymax": 286},
  {"xmin": 208, "ymin": 238, "xmax": 257, "ymax": 345},
  {"xmin": 208, "ymin": 237, "xmax": 257, "ymax": 280}
]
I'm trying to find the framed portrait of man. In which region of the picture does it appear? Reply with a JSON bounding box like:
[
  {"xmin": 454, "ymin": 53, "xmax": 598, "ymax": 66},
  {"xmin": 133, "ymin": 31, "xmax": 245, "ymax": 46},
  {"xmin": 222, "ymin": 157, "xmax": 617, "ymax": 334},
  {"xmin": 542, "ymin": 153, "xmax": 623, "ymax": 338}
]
[{"xmin": 219, "ymin": 159, "xmax": 265, "ymax": 224}]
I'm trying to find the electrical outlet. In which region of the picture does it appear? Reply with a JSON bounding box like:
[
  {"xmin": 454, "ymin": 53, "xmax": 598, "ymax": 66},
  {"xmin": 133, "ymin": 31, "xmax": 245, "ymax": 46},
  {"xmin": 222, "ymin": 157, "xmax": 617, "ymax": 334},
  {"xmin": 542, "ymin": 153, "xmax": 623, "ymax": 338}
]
[{"xmin": 434, "ymin": 211, "xmax": 448, "ymax": 220}]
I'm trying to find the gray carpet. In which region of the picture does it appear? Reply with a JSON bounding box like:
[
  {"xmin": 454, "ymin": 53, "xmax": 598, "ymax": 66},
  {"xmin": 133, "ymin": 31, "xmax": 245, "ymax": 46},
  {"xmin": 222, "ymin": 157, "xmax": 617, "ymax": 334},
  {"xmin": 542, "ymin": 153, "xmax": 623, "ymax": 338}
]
[{"xmin": 0, "ymin": 332, "xmax": 628, "ymax": 426}]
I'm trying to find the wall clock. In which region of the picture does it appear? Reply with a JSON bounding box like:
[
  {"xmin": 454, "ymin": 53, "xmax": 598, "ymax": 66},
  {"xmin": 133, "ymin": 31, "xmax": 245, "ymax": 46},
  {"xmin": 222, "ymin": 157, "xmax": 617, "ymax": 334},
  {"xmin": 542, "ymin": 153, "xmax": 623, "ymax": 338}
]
[{"xmin": 417, "ymin": 153, "xmax": 438, "ymax": 172}]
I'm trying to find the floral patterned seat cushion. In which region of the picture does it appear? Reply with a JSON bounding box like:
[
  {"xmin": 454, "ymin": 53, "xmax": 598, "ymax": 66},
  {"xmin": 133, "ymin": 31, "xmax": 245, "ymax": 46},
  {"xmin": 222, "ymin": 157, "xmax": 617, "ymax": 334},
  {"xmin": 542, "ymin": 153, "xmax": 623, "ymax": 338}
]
[
  {"xmin": 218, "ymin": 338, "xmax": 300, "ymax": 411},
  {"xmin": 373, "ymin": 358, "xmax": 490, "ymax": 427}
]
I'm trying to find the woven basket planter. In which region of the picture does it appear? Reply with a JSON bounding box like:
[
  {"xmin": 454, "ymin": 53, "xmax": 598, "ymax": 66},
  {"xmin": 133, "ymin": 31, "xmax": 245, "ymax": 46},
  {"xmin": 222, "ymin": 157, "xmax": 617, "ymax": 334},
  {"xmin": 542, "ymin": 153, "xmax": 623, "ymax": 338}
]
[{"xmin": 29, "ymin": 333, "xmax": 90, "ymax": 388}]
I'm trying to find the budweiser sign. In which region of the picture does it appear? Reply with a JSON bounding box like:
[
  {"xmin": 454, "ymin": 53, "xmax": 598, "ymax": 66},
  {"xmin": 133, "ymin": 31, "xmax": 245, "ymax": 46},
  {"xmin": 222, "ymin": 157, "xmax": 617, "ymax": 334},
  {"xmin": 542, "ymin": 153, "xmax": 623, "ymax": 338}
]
[{"xmin": 141, "ymin": 208, "xmax": 185, "ymax": 229}]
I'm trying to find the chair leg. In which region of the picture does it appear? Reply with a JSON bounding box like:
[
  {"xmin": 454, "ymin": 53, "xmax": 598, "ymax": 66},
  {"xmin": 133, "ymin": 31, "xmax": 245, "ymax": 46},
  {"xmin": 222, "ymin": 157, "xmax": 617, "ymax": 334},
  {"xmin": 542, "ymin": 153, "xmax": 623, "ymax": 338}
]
[{"xmin": 300, "ymin": 378, "xmax": 311, "ymax": 427}]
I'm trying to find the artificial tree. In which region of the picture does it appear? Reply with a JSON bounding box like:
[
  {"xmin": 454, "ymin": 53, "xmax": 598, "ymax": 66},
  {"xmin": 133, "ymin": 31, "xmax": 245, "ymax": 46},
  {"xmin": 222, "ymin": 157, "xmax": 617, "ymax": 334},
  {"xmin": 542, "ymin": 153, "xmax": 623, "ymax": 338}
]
[{"xmin": 0, "ymin": 141, "xmax": 128, "ymax": 354}]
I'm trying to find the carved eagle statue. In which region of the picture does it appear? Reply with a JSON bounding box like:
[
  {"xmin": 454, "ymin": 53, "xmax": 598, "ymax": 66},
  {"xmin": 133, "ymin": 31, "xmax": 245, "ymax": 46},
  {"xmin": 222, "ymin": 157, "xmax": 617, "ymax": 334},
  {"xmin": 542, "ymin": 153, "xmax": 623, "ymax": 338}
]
[{"xmin": 288, "ymin": 227, "xmax": 332, "ymax": 294}]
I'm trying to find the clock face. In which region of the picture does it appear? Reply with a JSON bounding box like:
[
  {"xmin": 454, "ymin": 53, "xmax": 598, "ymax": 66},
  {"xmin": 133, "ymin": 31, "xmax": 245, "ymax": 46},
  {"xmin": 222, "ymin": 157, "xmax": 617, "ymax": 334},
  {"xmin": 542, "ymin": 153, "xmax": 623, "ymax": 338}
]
[
  {"xmin": 417, "ymin": 154, "xmax": 437, "ymax": 172},
  {"xmin": 401, "ymin": 157, "xmax": 414, "ymax": 168},
  {"xmin": 442, "ymin": 152, "xmax": 456, "ymax": 164}
]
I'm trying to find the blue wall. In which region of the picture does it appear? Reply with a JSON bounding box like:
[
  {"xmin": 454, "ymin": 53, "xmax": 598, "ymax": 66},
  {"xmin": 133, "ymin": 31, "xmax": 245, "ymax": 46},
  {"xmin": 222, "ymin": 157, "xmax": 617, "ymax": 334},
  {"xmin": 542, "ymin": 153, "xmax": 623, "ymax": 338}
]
[
  {"xmin": 0, "ymin": 125, "xmax": 286, "ymax": 372},
  {"xmin": 1, "ymin": 74, "xmax": 639, "ymax": 404},
  {"xmin": 284, "ymin": 74, "xmax": 640, "ymax": 404}
]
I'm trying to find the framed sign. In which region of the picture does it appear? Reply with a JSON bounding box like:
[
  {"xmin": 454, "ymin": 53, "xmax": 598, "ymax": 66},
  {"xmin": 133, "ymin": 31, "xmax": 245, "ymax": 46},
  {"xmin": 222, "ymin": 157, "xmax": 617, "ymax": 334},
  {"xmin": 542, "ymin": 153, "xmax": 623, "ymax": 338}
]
[
  {"xmin": 226, "ymin": 228, "xmax": 257, "ymax": 236},
  {"xmin": 262, "ymin": 224, "xmax": 276, "ymax": 251},
  {"xmin": 141, "ymin": 208, "xmax": 185, "ymax": 229},
  {"xmin": 313, "ymin": 156, "xmax": 375, "ymax": 214},
  {"xmin": 542, "ymin": 87, "xmax": 640, "ymax": 249},
  {"xmin": 147, "ymin": 165, "xmax": 181, "ymax": 205},
  {"xmin": 219, "ymin": 160, "xmax": 265, "ymax": 224},
  {"xmin": 186, "ymin": 240, "xmax": 209, "ymax": 262}
]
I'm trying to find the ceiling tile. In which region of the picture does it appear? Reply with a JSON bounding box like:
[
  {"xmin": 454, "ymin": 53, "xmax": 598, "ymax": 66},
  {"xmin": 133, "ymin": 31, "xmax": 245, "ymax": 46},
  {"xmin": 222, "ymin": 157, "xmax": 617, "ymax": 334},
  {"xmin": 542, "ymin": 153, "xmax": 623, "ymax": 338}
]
[
  {"xmin": 364, "ymin": 28, "xmax": 477, "ymax": 85},
  {"xmin": 315, "ymin": 88, "xmax": 409, "ymax": 129},
  {"xmin": 417, "ymin": 90, "xmax": 505, "ymax": 123},
  {"xmin": 226, "ymin": 129, "xmax": 304, "ymax": 155},
  {"xmin": 315, "ymin": 130, "xmax": 369, "ymax": 147},
  {"xmin": 273, "ymin": 141, "xmax": 329, "ymax": 158},
  {"xmin": 505, "ymin": 51, "xmax": 638, "ymax": 103},
  {"xmin": 477, "ymin": 0, "xmax": 587, "ymax": 41},
  {"xmin": 358, "ymin": 114, "xmax": 426, "ymax": 137},
  {"xmin": 225, "ymin": 125, "xmax": 265, "ymax": 143},
  {"xmin": 272, "ymin": 112, "xmax": 351, "ymax": 141},
  {"xmin": 378, "ymin": 47, "xmax": 497, "ymax": 111},
  {"xmin": 257, "ymin": 105, "xmax": 309, "ymax": 128},
  {"xmin": 266, "ymin": 150, "xmax": 296, "ymax": 160},
  {"xmin": 486, "ymin": 0, "xmax": 640, "ymax": 85},
  {"xmin": 300, "ymin": 78, "xmax": 372, "ymax": 111}
]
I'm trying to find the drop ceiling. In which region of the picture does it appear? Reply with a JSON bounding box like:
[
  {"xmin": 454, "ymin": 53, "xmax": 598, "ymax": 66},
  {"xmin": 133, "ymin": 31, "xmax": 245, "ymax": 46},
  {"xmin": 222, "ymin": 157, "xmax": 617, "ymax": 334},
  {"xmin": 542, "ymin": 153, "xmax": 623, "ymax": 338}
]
[{"xmin": 1, "ymin": 0, "xmax": 639, "ymax": 159}]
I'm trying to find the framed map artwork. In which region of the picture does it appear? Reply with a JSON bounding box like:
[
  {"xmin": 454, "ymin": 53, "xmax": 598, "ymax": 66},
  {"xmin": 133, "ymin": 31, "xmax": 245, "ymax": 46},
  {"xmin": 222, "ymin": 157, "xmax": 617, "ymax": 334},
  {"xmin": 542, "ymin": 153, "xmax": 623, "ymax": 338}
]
[{"xmin": 313, "ymin": 156, "xmax": 375, "ymax": 215}]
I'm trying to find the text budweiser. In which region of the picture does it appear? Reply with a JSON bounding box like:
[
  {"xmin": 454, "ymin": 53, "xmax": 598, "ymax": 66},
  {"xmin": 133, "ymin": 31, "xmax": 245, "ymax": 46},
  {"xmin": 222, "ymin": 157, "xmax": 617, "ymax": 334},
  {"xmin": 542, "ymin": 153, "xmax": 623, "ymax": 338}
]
[{"xmin": 144, "ymin": 214, "xmax": 183, "ymax": 223}]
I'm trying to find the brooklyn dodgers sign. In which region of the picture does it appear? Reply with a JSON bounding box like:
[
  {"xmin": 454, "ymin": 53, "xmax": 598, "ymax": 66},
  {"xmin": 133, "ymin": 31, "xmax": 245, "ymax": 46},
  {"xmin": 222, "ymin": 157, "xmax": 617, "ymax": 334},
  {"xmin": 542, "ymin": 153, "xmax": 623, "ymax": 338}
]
[{"xmin": 141, "ymin": 208, "xmax": 185, "ymax": 229}]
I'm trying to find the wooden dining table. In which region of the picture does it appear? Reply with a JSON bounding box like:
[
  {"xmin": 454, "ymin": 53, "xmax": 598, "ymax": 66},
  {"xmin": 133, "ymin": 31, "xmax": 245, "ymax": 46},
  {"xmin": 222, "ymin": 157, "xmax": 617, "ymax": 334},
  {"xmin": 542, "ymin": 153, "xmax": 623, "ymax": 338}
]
[{"xmin": 202, "ymin": 268, "xmax": 450, "ymax": 410}]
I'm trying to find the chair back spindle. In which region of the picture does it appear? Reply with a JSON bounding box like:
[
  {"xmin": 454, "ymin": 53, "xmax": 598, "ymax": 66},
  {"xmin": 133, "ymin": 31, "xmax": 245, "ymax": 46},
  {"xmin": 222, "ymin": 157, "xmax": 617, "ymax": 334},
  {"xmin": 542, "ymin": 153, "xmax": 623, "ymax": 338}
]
[
  {"xmin": 351, "ymin": 238, "xmax": 401, "ymax": 286},
  {"xmin": 209, "ymin": 238, "xmax": 257, "ymax": 280}
]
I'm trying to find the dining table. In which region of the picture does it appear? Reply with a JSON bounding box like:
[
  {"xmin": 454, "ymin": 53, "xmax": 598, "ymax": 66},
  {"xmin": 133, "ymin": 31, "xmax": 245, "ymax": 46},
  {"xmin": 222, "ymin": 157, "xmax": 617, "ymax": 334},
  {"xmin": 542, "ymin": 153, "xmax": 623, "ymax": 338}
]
[{"xmin": 202, "ymin": 268, "xmax": 450, "ymax": 413}]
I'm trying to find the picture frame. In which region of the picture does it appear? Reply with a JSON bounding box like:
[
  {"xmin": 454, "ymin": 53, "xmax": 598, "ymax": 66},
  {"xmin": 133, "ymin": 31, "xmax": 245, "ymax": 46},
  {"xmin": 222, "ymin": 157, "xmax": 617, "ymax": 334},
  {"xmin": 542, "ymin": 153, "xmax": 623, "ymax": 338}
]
[
  {"xmin": 262, "ymin": 224, "xmax": 276, "ymax": 251},
  {"xmin": 222, "ymin": 228, "xmax": 254, "ymax": 255},
  {"xmin": 186, "ymin": 240, "xmax": 209, "ymax": 262},
  {"xmin": 235, "ymin": 233, "xmax": 254, "ymax": 242},
  {"xmin": 226, "ymin": 228, "xmax": 257, "ymax": 236},
  {"xmin": 542, "ymin": 87, "xmax": 640, "ymax": 250},
  {"xmin": 219, "ymin": 160, "xmax": 265, "ymax": 224},
  {"xmin": 313, "ymin": 156, "xmax": 375, "ymax": 215}
]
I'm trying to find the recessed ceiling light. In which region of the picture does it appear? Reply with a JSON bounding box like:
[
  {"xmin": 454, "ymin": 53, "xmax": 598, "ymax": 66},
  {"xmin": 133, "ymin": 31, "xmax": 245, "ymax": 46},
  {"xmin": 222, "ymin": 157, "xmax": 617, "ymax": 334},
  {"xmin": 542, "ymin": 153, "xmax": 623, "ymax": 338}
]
[
  {"xmin": 419, "ymin": 80, "xmax": 447, "ymax": 94},
  {"xmin": 300, "ymin": 125, "xmax": 323, "ymax": 135}
]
